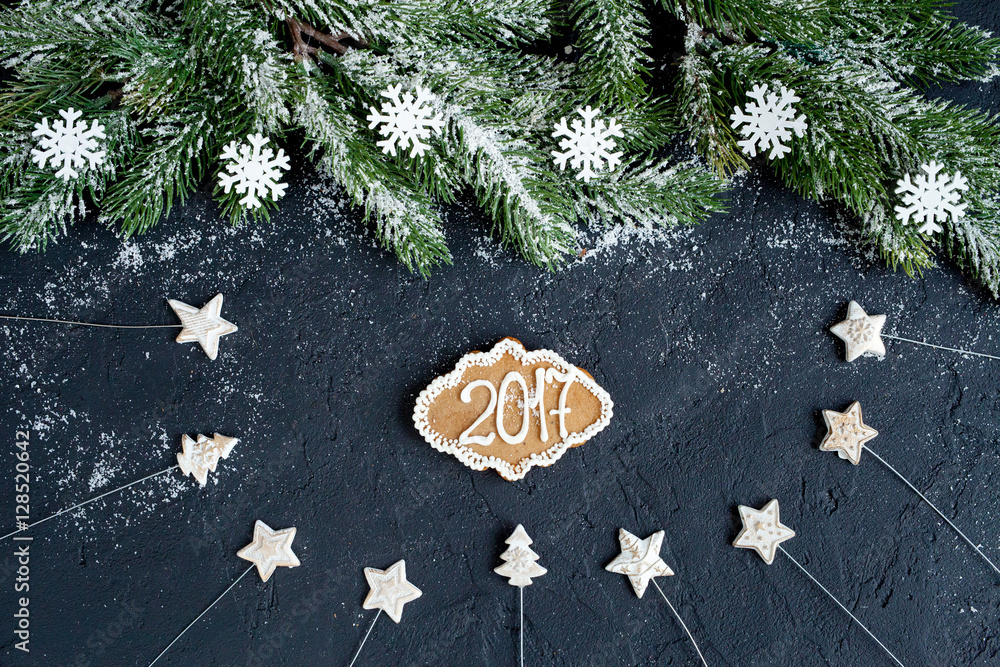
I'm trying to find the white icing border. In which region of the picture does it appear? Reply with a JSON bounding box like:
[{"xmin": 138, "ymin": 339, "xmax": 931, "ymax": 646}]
[{"xmin": 412, "ymin": 338, "xmax": 614, "ymax": 481}]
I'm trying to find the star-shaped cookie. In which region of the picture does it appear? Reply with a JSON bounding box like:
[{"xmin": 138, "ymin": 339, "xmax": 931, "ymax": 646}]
[
  {"xmin": 237, "ymin": 520, "xmax": 300, "ymax": 582},
  {"xmin": 821, "ymin": 401, "xmax": 877, "ymax": 465},
  {"xmin": 168, "ymin": 293, "xmax": 238, "ymax": 360},
  {"xmin": 363, "ymin": 560, "xmax": 422, "ymax": 623},
  {"xmin": 605, "ymin": 528, "xmax": 674, "ymax": 598},
  {"xmin": 830, "ymin": 300, "xmax": 886, "ymax": 362},
  {"xmin": 733, "ymin": 499, "xmax": 795, "ymax": 565}
]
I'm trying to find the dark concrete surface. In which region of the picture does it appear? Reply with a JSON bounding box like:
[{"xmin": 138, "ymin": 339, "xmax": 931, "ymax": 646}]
[{"xmin": 2, "ymin": 6, "xmax": 1000, "ymax": 665}]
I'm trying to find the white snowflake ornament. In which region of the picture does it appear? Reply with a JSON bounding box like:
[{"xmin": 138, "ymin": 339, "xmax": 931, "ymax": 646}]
[
  {"xmin": 730, "ymin": 83, "xmax": 807, "ymax": 160},
  {"xmin": 31, "ymin": 107, "xmax": 106, "ymax": 180},
  {"xmin": 551, "ymin": 106, "xmax": 623, "ymax": 183},
  {"xmin": 894, "ymin": 161, "xmax": 968, "ymax": 235},
  {"xmin": 366, "ymin": 84, "xmax": 445, "ymax": 158},
  {"xmin": 218, "ymin": 134, "xmax": 290, "ymax": 209}
]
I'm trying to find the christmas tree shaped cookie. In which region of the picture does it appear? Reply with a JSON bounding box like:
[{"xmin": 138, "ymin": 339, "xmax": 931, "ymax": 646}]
[
  {"xmin": 177, "ymin": 433, "xmax": 239, "ymax": 486},
  {"xmin": 413, "ymin": 338, "xmax": 613, "ymax": 481},
  {"xmin": 495, "ymin": 525, "xmax": 547, "ymax": 587}
]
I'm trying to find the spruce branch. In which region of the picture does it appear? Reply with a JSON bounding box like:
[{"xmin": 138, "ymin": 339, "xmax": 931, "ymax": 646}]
[
  {"xmin": 268, "ymin": 0, "xmax": 553, "ymax": 48},
  {"xmin": 661, "ymin": 0, "xmax": 1000, "ymax": 292},
  {"xmin": 901, "ymin": 100, "xmax": 1000, "ymax": 293},
  {"xmin": 0, "ymin": 108, "xmax": 133, "ymax": 250},
  {"xmin": 706, "ymin": 44, "xmax": 939, "ymax": 272},
  {"xmin": 452, "ymin": 114, "xmax": 579, "ymax": 267},
  {"xmin": 0, "ymin": 0, "xmax": 728, "ymax": 275},
  {"xmin": 569, "ymin": 0, "xmax": 651, "ymax": 107},
  {"xmin": 0, "ymin": 173, "xmax": 82, "ymax": 251},
  {"xmin": 660, "ymin": 0, "xmax": 829, "ymax": 44},
  {"xmin": 184, "ymin": 0, "xmax": 294, "ymax": 133},
  {"xmin": 674, "ymin": 26, "xmax": 747, "ymax": 175},
  {"xmin": 286, "ymin": 16, "xmax": 359, "ymax": 60},
  {"xmin": 293, "ymin": 76, "xmax": 450, "ymax": 273},
  {"xmin": 833, "ymin": 0, "xmax": 1000, "ymax": 84},
  {"xmin": 334, "ymin": 44, "xmax": 580, "ymax": 267},
  {"xmin": 572, "ymin": 157, "xmax": 727, "ymax": 229},
  {"xmin": 101, "ymin": 109, "xmax": 214, "ymax": 235}
]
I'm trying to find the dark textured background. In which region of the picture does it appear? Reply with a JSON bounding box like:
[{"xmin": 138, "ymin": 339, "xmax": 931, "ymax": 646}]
[{"xmin": 3, "ymin": 5, "xmax": 1000, "ymax": 666}]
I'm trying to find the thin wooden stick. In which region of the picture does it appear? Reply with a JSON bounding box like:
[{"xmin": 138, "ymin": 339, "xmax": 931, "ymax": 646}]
[
  {"xmin": 348, "ymin": 609, "xmax": 382, "ymax": 667},
  {"xmin": 148, "ymin": 566, "xmax": 254, "ymax": 667},
  {"xmin": 864, "ymin": 445, "xmax": 1000, "ymax": 576},
  {"xmin": 650, "ymin": 579, "xmax": 709, "ymax": 667},
  {"xmin": 0, "ymin": 465, "xmax": 179, "ymax": 540},
  {"xmin": 779, "ymin": 546, "xmax": 905, "ymax": 667},
  {"xmin": 0, "ymin": 314, "xmax": 181, "ymax": 329},
  {"xmin": 519, "ymin": 587, "xmax": 524, "ymax": 667},
  {"xmin": 882, "ymin": 334, "xmax": 1000, "ymax": 361}
]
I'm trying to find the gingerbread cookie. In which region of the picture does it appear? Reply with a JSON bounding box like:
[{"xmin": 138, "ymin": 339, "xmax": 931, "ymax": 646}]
[{"xmin": 413, "ymin": 338, "xmax": 613, "ymax": 481}]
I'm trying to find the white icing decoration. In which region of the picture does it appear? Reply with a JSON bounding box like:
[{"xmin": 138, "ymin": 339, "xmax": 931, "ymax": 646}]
[
  {"xmin": 497, "ymin": 372, "xmax": 531, "ymax": 445},
  {"xmin": 461, "ymin": 370, "xmax": 576, "ymax": 446},
  {"xmin": 530, "ymin": 367, "xmax": 548, "ymax": 442},
  {"xmin": 459, "ymin": 379, "xmax": 497, "ymax": 447},
  {"xmin": 546, "ymin": 368, "xmax": 577, "ymax": 440},
  {"xmin": 412, "ymin": 338, "xmax": 614, "ymax": 482},
  {"xmin": 168, "ymin": 293, "xmax": 238, "ymax": 361}
]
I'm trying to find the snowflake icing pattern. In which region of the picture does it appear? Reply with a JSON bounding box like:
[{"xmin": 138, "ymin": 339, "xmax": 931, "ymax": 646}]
[
  {"xmin": 730, "ymin": 83, "xmax": 807, "ymax": 160},
  {"xmin": 31, "ymin": 107, "xmax": 106, "ymax": 181},
  {"xmin": 366, "ymin": 84, "xmax": 445, "ymax": 158},
  {"xmin": 551, "ymin": 106, "xmax": 623, "ymax": 183},
  {"xmin": 894, "ymin": 161, "xmax": 968, "ymax": 235},
  {"xmin": 217, "ymin": 133, "xmax": 291, "ymax": 209}
]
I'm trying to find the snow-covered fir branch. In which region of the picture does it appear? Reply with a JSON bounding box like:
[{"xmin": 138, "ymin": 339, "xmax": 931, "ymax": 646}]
[
  {"xmin": 2, "ymin": 0, "xmax": 998, "ymax": 295},
  {"xmin": 0, "ymin": 0, "xmax": 723, "ymax": 272},
  {"xmin": 569, "ymin": 0, "xmax": 651, "ymax": 107},
  {"xmin": 292, "ymin": 76, "xmax": 450, "ymax": 273},
  {"xmin": 668, "ymin": 0, "xmax": 1000, "ymax": 294}
]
